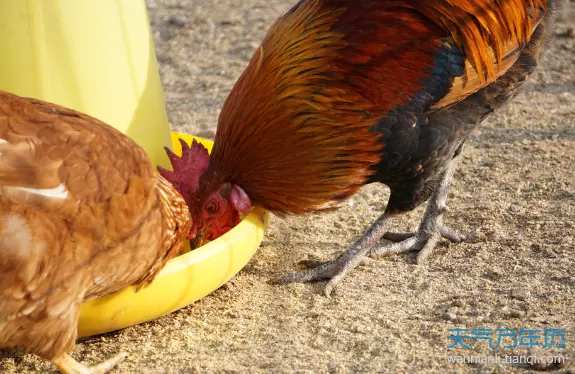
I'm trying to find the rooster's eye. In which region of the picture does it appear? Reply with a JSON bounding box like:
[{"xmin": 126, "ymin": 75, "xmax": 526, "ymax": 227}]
[{"xmin": 206, "ymin": 201, "xmax": 218, "ymax": 214}]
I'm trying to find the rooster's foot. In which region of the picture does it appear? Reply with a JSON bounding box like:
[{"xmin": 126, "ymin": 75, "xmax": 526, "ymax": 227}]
[
  {"xmin": 375, "ymin": 226, "xmax": 465, "ymax": 264},
  {"xmin": 371, "ymin": 225, "xmax": 465, "ymax": 264},
  {"xmin": 383, "ymin": 226, "xmax": 465, "ymax": 243},
  {"xmin": 296, "ymin": 223, "xmax": 464, "ymax": 269},
  {"xmin": 271, "ymin": 213, "xmax": 396, "ymax": 297},
  {"xmin": 271, "ymin": 255, "xmax": 367, "ymax": 297}
]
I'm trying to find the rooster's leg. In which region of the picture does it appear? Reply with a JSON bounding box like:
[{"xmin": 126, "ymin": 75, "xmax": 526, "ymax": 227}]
[
  {"xmin": 273, "ymin": 155, "xmax": 462, "ymax": 296},
  {"xmin": 371, "ymin": 154, "xmax": 463, "ymax": 263},
  {"xmin": 51, "ymin": 352, "xmax": 128, "ymax": 374},
  {"xmin": 273, "ymin": 212, "xmax": 397, "ymax": 297}
]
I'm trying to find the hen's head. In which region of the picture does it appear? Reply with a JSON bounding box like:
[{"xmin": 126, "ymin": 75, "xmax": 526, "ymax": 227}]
[{"xmin": 157, "ymin": 138, "xmax": 251, "ymax": 245}]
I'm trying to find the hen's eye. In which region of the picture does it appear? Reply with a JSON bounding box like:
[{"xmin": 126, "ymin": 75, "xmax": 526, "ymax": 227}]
[{"xmin": 206, "ymin": 201, "xmax": 218, "ymax": 213}]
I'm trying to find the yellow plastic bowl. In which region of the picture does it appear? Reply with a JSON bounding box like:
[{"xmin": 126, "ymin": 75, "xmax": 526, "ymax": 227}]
[{"xmin": 77, "ymin": 132, "xmax": 269, "ymax": 338}]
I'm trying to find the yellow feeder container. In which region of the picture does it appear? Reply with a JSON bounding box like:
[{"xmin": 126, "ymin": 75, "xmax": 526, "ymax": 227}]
[
  {"xmin": 0, "ymin": 0, "xmax": 171, "ymax": 168},
  {"xmin": 0, "ymin": 1, "xmax": 269, "ymax": 337}
]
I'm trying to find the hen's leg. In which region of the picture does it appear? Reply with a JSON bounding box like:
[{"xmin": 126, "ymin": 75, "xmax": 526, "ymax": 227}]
[
  {"xmin": 51, "ymin": 352, "xmax": 128, "ymax": 374},
  {"xmin": 371, "ymin": 154, "xmax": 463, "ymax": 263}
]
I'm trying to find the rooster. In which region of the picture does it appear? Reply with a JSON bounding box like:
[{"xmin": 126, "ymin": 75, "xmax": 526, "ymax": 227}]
[
  {"xmin": 0, "ymin": 91, "xmax": 192, "ymax": 373},
  {"xmin": 162, "ymin": 0, "xmax": 555, "ymax": 296}
]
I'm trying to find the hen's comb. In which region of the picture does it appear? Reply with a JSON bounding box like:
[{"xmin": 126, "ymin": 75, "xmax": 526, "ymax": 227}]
[{"xmin": 157, "ymin": 138, "xmax": 211, "ymax": 188}]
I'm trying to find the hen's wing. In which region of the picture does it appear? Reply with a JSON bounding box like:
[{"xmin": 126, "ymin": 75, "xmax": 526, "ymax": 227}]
[
  {"xmin": 0, "ymin": 91, "xmax": 158, "ymax": 238},
  {"xmin": 0, "ymin": 91, "xmax": 161, "ymax": 325}
]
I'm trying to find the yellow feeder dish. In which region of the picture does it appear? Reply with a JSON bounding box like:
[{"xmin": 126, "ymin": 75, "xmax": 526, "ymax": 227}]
[
  {"xmin": 0, "ymin": 1, "xmax": 269, "ymax": 337},
  {"xmin": 78, "ymin": 134, "xmax": 269, "ymax": 338}
]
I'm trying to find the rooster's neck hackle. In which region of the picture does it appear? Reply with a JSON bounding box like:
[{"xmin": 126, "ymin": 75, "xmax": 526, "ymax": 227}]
[{"xmin": 208, "ymin": 0, "xmax": 384, "ymax": 215}]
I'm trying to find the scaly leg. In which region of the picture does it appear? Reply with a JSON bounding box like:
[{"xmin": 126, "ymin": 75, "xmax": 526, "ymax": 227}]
[
  {"xmin": 272, "ymin": 211, "xmax": 398, "ymax": 297},
  {"xmin": 51, "ymin": 352, "xmax": 128, "ymax": 374},
  {"xmin": 273, "ymin": 155, "xmax": 463, "ymax": 296},
  {"xmin": 370, "ymin": 154, "xmax": 464, "ymax": 264}
]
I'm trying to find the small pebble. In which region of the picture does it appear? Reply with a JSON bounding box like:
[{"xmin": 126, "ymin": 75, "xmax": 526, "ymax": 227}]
[
  {"xmin": 442, "ymin": 312, "xmax": 457, "ymax": 321},
  {"xmin": 466, "ymin": 309, "xmax": 480, "ymax": 317},
  {"xmin": 452, "ymin": 298, "xmax": 466, "ymax": 308},
  {"xmin": 223, "ymin": 309, "xmax": 239, "ymax": 318},
  {"xmin": 196, "ymin": 129, "xmax": 216, "ymax": 140},
  {"xmin": 168, "ymin": 15, "xmax": 188, "ymax": 27},
  {"xmin": 508, "ymin": 309, "xmax": 526, "ymax": 318},
  {"xmin": 556, "ymin": 26, "xmax": 574, "ymax": 39},
  {"xmin": 511, "ymin": 289, "xmax": 530, "ymax": 301},
  {"xmin": 447, "ymin": 306, "xmax": 460, "ymax": 315}
]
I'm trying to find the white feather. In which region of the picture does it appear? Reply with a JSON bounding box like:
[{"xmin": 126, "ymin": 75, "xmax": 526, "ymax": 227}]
[
  {"xmin": 0, "ymin": 138, "xmax": 6, "ymax": 156},
  {"xmin": 18, "ymin": 183, "xmax": 69, "ymax": 199}
]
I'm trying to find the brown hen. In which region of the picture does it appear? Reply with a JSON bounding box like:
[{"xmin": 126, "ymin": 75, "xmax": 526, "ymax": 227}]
[{"xmin": 0, "ymin": 91, "xmax": 191, "ymax": 373}]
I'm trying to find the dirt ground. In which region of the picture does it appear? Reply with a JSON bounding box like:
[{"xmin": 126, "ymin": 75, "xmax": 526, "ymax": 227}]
[{"xmin": 2, "ymin": 0, "xmax": 574, "ymax": 373}]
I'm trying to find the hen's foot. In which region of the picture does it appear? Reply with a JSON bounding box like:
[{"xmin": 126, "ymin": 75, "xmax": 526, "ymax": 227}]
[
  {"xmin": 52, "ymin": 352, "xmax": 128, "ymax": 374},
  {"xmin": 271, "ymin": 213, "xmax": 396, "ymax": 297}
]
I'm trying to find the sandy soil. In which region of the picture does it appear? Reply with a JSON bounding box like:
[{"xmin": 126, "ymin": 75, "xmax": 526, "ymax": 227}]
[{"xmin": 2, "ymin": 1, "xmax": 574, "ymax": 373}]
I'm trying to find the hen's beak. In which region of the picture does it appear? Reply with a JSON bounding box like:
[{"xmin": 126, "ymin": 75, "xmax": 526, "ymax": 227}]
[
  {"xmin": 189, "ymin": 236, "xmax": 205, "ymax": 250},
  {"xmin": 189, "ymin": 228, "xmax": 207, "ymax": 250}
]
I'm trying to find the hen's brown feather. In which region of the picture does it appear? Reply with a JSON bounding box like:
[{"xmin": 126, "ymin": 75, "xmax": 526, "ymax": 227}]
[{"xmin": 0, "ymin": 91, "xmax": 191, "ymax": 362}]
